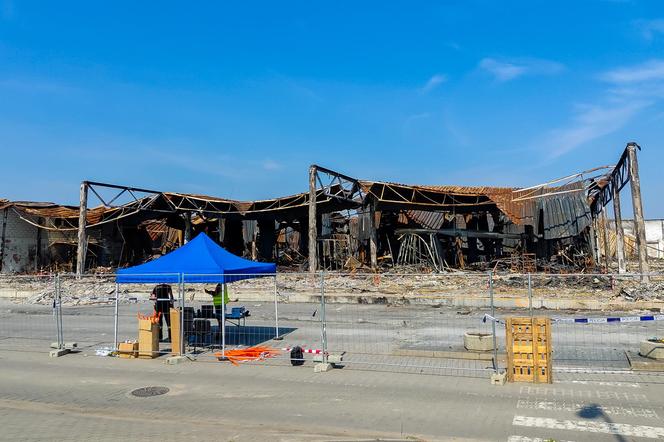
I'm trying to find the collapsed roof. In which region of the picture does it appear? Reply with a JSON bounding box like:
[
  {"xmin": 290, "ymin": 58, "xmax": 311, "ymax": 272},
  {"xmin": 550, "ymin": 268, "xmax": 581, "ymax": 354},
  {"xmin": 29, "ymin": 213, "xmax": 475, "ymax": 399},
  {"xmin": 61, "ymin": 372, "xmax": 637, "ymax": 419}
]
[{"xmin": 2, "ymin": 178, "xmax": 597, "ymax": 241}]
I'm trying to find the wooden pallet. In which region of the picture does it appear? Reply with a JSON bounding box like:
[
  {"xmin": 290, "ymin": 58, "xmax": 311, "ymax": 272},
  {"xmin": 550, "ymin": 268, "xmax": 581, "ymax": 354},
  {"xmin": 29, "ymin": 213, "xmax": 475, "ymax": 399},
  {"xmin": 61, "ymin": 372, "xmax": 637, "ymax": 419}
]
[{"xmin": 506, "ymin": 317, "xmax": 552, "ymax": 383}]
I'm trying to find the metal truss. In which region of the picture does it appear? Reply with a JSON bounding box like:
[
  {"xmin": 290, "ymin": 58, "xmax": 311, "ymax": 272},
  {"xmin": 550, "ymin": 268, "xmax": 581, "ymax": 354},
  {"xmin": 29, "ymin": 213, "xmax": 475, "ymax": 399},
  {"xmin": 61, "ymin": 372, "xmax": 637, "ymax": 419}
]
[
  {"xmin": 589, "ymin": 147, "xmax": 632, "ymax": 217},
  {"xmin": 312, "ymin": 165, "xmax": 364, "ymax": 205}
]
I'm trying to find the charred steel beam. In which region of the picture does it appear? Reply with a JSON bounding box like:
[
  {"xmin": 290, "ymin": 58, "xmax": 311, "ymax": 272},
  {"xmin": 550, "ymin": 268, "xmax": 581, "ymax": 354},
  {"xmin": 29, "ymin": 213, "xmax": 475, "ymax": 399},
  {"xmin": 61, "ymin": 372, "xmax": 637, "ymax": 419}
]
[
  {"xmin": 395, "ymin": 228, "xmax": 524, "ymax": 240},
  {"xmin": 85, "ymin": 181, "xmax": 163, "ymax": 196},
  {"xmin": 627, "ymin": 142, "xmax": 650, "ymax": 282},
  {"xmin": 0, "ymin": 208, "xmax": 7, "ymax": 272},
  {"xmin": 612, "ymin": 182, "xmax": 626, "ymax": 274},
  {"xmin": 75, "ymin": 182, "xmax": 88, "ymax": 277},
  {"xmin": 308, "ymin": 166, "xmax": 318, "ymax": 272},
  {"xmin": 590, "ymin": 146, "xmax": 631, "ymax": 217},
  {"xmin": 312, "ymin": 164, "xmax": 363, "ymax": 204},
  {"xmin": 368, "ymin": 196, "xmax": 378, "ymax": 269},
  {"xmin": 311, "ymin": 165, "xmax": 360, "ymax": 185}
]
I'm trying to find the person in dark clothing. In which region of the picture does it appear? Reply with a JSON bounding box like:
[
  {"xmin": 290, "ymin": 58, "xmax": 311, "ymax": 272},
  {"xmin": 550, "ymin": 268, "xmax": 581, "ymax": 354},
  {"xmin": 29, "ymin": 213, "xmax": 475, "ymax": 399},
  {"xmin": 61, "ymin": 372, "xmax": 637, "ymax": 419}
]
[{"xmin": 150, "ymin": 284, "xmax": 174, "ymax": 341}]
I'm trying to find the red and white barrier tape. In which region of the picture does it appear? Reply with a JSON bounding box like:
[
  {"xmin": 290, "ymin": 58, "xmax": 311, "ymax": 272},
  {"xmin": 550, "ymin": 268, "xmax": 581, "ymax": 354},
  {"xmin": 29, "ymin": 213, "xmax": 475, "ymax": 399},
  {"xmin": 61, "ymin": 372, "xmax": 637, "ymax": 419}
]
[{"xmin": 281, "ymin": 347, "xmax": 323, "ymax": 355}]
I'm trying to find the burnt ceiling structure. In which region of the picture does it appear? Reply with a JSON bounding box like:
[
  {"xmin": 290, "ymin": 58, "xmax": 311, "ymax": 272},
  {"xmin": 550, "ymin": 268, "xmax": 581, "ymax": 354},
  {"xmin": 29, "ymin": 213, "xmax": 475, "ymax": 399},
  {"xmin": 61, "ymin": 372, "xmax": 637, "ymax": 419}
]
[{"xmin": 0, "ymin": 143, "xmax": 650, "ymax": 280}]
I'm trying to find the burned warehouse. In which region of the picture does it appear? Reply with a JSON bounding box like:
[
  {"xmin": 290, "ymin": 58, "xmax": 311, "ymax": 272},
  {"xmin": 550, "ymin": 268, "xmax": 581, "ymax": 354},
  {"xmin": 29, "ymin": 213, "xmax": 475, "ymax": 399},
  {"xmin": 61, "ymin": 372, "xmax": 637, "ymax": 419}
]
[{"xmin": 0, "ymin": 143, "xmax": 653, "ymax": 277}]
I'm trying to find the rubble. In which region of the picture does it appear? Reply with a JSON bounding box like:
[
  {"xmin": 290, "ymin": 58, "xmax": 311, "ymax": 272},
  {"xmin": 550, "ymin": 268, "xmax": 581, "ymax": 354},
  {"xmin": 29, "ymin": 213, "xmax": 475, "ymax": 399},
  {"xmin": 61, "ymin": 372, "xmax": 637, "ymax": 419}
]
[
  {"xmin": 2, "ymin": 258, "xmax": 663, "ymax": 306},
  {"xmin": 614, "ymin": 283, "xmax": 664, "ymax": 302}
]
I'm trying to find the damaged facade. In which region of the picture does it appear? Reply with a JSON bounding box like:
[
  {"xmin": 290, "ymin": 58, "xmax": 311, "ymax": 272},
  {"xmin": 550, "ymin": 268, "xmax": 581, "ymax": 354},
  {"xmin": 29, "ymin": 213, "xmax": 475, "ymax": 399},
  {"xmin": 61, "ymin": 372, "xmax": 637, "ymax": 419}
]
[{"xmin": 0, "ymin": 143, "xmax": 653, "ymax": 277}]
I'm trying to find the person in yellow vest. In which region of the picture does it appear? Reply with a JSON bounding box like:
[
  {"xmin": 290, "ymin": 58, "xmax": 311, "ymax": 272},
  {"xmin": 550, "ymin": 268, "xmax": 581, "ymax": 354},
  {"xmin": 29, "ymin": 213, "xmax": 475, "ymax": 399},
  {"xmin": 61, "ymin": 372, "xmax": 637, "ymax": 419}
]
[{"xmin": 205, "ymin": 283, "xmax": 230, "ymax": 329}]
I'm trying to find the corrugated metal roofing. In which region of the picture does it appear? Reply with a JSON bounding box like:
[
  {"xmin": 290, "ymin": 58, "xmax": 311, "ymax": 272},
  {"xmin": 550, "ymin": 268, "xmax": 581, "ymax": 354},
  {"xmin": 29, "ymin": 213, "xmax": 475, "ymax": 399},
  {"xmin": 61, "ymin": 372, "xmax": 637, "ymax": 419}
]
[
  {"xmin": 0, "ymin": 177, "xmax": 592, "ymax": 240},
  {"xmin": 0, "ymin": 200, "xmax": 115, "ymax": 225}
]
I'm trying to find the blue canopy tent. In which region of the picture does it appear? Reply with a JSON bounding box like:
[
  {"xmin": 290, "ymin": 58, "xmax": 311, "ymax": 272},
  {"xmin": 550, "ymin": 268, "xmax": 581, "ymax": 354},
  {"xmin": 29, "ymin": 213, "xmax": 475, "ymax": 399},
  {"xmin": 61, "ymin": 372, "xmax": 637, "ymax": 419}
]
[
  {"xmin": 116, "ymin": 232, "xmax": 276, "ymax": 284},
  {"xmin": 115, "ymin": 233, "xmax": 277, "ymax": 356}
]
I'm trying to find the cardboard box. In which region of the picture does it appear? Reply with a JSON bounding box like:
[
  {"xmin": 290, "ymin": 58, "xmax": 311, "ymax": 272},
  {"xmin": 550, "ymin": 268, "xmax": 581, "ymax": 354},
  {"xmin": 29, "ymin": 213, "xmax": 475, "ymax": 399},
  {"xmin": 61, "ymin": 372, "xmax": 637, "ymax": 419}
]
[
  {"xmin": 118, "ymin": 341, "xmax": 138, "ymax": 359},
  {"xmin": 138, "ymin": 319, "xmax": 159, "ymax": 359},
  {"xmin": 139, "ymin": 318, "xmax": 156, "ymax": 332},
  {"xmin": 170, "ymin": 307, "xmax": 181, "ymax": 356}
]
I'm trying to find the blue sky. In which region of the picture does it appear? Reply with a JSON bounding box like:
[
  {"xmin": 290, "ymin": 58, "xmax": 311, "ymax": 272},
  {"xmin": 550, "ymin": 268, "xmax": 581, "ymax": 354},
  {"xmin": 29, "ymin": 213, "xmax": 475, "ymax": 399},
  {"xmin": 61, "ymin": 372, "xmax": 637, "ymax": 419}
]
[{"xmin": 1, "ymin": 1, "xmax": 664, "ymax": 216}]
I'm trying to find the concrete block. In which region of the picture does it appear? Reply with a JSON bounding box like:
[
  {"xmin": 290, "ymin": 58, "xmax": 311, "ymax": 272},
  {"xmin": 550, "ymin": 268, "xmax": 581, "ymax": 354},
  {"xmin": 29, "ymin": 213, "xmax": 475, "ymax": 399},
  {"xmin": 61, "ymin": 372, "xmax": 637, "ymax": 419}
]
[
  {"xmin": 327, "ymin": 353, "xmax": 344, "ymax": 364},
  {"xmin": 312, "ymin": 353, "xmax": 344, "ymax": 364},
  {"xmin": 49, "ymin": 348, "xmax": 70, "ymax": 358},
  {"xmin": 464, "ymin": 331, "xmax": 495, "ymax": 352},
  {"xmin": 51, "ymin": 342, "xmax": 77, "ymax": 350},
  {"xmin": 490, "ymin": 371, "xmax": 507, "ymax": 386},
  {"xmin": 639, "ymin": 340, "xmax": 664, "ymax": 360},
  {"xmin": 166, "ymin": 355, "xmax": 187, "ymax": 365},
  {"xmin": 627, "ymin": 351, "xmax": 664, "ymax": 371},
  {"xmin": 314, "ymin": 362, "xmax": 332, "ymax": 373}
]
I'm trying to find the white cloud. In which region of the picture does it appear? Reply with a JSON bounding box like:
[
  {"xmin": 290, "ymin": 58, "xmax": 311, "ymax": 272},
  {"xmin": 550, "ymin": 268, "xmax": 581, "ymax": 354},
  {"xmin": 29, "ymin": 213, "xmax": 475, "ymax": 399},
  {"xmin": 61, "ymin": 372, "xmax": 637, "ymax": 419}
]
[
  {"xmin": 261, "ymin": 159, "xmax": 282, "ymax": 171},
  {"xmin": 542, "ymin": 59, "xmax": 664, "ymax": 159},
  {"xmin": 479, "ymin": 58, "xmax": 527, "ymax": 81},
  {"xmin": 600, "ymin": 59, "xmax": 664, "ymax": 84},
  {"xmin": 479, "ymin": 57, "xmax": 564, "ymax": 82},
  {"xmin": 636, "ymin": 19, "xmax": 664, "ymax": 40},
  {"xmin": 421, "ymin": 74, "xmax": 447, "ymax": 93},
  {"xmin": 545, "ymin": 101, "xmax": 649, "ymax": 159}
]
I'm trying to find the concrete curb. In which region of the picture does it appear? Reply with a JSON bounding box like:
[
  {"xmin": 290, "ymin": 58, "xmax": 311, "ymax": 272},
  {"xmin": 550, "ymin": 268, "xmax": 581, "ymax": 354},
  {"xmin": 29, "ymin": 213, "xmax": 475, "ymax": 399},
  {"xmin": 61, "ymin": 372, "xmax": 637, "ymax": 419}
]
[{"xmin": 4, "ymin": 288, "xmax": 663, "ymax": 311}]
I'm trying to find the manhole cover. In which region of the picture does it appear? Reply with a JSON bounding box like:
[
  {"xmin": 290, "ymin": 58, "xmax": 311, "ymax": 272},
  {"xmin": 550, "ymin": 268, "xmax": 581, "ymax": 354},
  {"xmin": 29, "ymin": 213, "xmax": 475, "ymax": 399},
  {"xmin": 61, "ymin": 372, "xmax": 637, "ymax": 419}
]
[{"xmin": 131, "ymin": 386, "xmax": 169, "ymax": 397}]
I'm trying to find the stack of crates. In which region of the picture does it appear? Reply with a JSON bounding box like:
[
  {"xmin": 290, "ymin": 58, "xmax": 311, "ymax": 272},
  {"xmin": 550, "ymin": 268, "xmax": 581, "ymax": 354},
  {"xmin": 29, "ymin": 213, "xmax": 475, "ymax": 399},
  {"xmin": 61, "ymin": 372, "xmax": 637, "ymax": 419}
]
[{"xmin": 506, "ymin": 317, "xmax": 552, "ymax": 383}]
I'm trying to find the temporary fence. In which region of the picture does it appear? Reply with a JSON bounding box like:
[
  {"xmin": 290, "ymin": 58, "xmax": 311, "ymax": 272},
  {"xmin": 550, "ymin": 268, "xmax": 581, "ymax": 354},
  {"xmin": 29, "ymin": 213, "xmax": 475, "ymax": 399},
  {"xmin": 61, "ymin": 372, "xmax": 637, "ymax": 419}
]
[
  {"xmin": 493, "ymin": 272, "xmax": 664, "ymax": 383},
  {"xmin": 318, "ymin": 272, "xmax": 496, "ymax": 376},
  {"xmin": 2, "ymin": 271, "xmax": 664, "ymax": 382},
  {"xmin": 0, "ymin": 274, "xmax": 57, "ymax": 352}
]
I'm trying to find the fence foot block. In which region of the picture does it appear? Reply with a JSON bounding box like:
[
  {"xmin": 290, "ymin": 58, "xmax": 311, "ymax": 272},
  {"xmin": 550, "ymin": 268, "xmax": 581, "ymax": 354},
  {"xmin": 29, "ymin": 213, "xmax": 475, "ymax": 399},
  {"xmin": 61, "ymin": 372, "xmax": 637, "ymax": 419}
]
[
  {"xmin": 52, "ymin": 342, "xmax": 78, "ymax": 350},
  {"xmin": 49, "ymin": 348, "xmax": 70, "ymax": 358},
  {"xmin": 166, "ymin": 355, "xmax": 187, "ymax": 365},
  {"xmin": 490, "ymin": 370, "xmax": 507, "ymax": 386},
  {"xmin": 313, "ymin": 352, "xmax": 344, "ymax": 365},
  {"xmin": 314, "ymin": 362, "xmax": 333, "ymax": 373}
]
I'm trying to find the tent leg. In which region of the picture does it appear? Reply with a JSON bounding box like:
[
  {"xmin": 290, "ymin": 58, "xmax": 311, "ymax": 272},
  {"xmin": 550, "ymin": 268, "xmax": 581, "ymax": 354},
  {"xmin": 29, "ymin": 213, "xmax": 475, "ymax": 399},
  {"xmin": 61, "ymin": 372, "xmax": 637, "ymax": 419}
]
[
  {"xmin": 113, "ymin": 283, "xmax": 119, "ymax": 351},
  {"xmin": 273, "ymin": 275, "xmax": 281, "ymax": 340},
  {"xmin": 180, "ymin": 280, "xmax": 185, "ymax": 356},
  {"xmin": 221, "ymin": 283, "xmax": 226, "ymax": 357}
]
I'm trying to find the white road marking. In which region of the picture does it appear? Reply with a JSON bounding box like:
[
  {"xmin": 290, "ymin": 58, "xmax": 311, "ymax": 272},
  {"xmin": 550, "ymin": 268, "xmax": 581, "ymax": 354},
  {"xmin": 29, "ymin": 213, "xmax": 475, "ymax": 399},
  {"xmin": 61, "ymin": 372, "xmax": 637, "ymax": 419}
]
[
  {"xmin": 513, "ymin": 415, "xmax": 664, "ymax": 439},
  {"xmin": 516, "ymin": 399, "xmax": 659, "ymax": 419},
  {"xmin": 519, "ymin": 386, "xmax": 648, "ymax": 402},
  {"xmin": 508, "ymin": 437, "xmax": 574, "ymax": 442},
  {"xmin": 565, "ymin": 380, "xmax": 641, "ymax": 388},
  {"xmin": 555, "ymin": 367, "xmax": 633, "ymax": 374}
]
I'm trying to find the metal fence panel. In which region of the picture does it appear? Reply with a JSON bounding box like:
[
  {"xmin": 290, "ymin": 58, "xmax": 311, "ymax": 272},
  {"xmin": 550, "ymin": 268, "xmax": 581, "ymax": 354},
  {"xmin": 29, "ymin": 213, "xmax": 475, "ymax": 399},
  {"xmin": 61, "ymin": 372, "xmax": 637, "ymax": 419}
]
[
  {"xmin": 4, "ymin": 270, "xmax": 664, "ymax": 384},
  {"xmin": 0, "ymin": 274, "xmax": 57, "ymax": 352},
  {"xmin": 320, "ymin": 272, "xmax": 496, "ymax": 377}
]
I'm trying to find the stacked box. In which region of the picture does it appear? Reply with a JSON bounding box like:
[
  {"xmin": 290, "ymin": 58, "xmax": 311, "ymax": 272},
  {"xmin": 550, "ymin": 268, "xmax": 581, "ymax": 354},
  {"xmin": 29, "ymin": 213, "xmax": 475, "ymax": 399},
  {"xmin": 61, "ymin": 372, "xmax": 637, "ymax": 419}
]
[
  {"xmin": 118, "ymin": 341, "xmax": 138, "ymax": 359},
  {"xmin": 170, "ymin": 307, "xmax": 181, "ymax": 356},
  {"xmin": 138, "ymin": 318, "xmax": 159, "ymax": 359}
]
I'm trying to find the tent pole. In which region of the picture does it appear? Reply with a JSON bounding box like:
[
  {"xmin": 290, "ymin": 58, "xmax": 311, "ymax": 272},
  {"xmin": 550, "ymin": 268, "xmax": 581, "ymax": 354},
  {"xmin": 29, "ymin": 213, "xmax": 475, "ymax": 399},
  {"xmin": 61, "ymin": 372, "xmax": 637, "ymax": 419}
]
[
  {"xmin": 113, "ymin": 283, "xmax": 119, "ymax": 351},
  {"xmin": 221, "ymin": 282, "xmax": 226, "ymax": 357},
  {"xmin": 273, "ymin": 275, "xmax": 280, "ymax": 340},
  {"xmin": 180, "ymin": 276, "xmax": 185, "ymax": 356}
]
